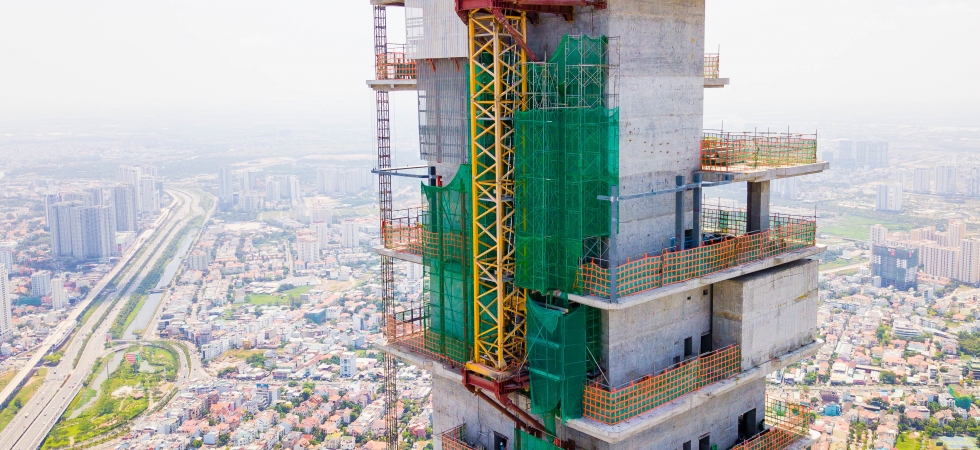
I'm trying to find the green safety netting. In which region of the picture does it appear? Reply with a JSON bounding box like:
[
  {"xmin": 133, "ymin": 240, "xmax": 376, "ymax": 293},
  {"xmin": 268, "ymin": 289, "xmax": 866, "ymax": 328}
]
[
  {"xmin": 423, "ymin": 165, "xmax": 473, "ymax": 364},
  {"xmin": 526, "ymin": 298, "xmax": 589, "ymax": 422},
  {"xmin": 514, "ymin": 34, "xmax": 619, "ymax": 295},
  {"xmin": 516, "ymin": 429, "xmax": 562, "ymax": 450}
]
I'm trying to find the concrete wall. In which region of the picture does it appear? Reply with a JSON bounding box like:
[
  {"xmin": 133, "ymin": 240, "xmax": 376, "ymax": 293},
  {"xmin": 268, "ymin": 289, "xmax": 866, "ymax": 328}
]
[
  {"xmin": 527, "ymin": 0, "xmax": 706, "ymax": 259},
  {"xmin": 431, "ymin": 372, "xmax": 515, "ymax": 450},
  {"xmin": 603, "ymin": 285, "xmax": 709, "ymax": 386},
  {"xmin": 712, "ymin": 259, "xmax": 819, "ymax": 371},
  {"xmin": 564, "ymin": 378, "xmax": 766, "ymax": 450}
]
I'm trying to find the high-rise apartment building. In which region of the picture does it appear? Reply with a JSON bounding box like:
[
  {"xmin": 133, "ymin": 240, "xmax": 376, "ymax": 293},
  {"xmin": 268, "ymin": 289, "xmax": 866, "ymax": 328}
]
[
  {"xmin": 869, "ymin": 224, "xmax": 888, "ymax": 245},
  {"xmin": 117, "ymin": 165, "xmax": 143, "ymax": 203},
  {"xmin": 139, "ymin": 177, "xmax": 161, "ymax": 213},
  {"xmin": 967, "ymin": 168, "xmax": 980, "ymax": 198},
  {"xmin": 51, "ymin": 277, "xmax": 68, "ymax": 310},
  {"xmin": 316, "ymin": 167, "xmax": 337, "ymax": 194},
  {"xmin": 296, "ymin": 236, "xmax": 320, "ymax": 264},
  {"xmin": 50, "ymin": 202, "xmax": 118, "ymax": 260},
  {"xmin": 50, "ymin": 201, "xmax": 84, "ymax": 259},
  {"xmin": 876, "ymin": 183, "xmax": 902, "ymax": 212},
  {"xmin": 936, "ymin": 165, "xmax": 957, "ymax": 195},
  {"xmin": 31, "ymin": 270, "xmax": 51, "ymax": 297},
  {"xmin": 266, "ymin": 179, "xmax": 281, "ymax": 204},
  {"xmin": 0, "ymin": 241, "xmax": 15, "ymax": 273},
  {"xmin": 371, "ymin": 3, "xmax": 826, "ymax": 450},
  {"xmin": 218, "ymin": 166, "xmax": 235, "ymax": 210},
  {"xmin": 285, "ymin": 176, "xmax": 300, "ymax": 206},
  {"xmin": 913, "ymin": 168, "xmax": 931, "ymax": 193},
  {"xmin": 340, "ymin": 351, "xmax": 356, "ymax": 378},
  {"xmin": 921, "ymin": 243, "xmax": 960, "ymax": 280},
  {"xmin": 241, "ymin": 170, "xmax": 258, "ymax": 195},
  {"xmin": 310, "ymin": 208, "xmax": 333, "ymax": 224},
  {"xmin": 87, "ymin": 187, "xmax": 105, "ymax": 206},
  {"xmin": 872, "ymin": 244, "xmax": 918, "ymax": 290},
  {"xmin": 341, "ymin": 221, "xmax": 359, "ymax": 249},
  {"xmin": 80, "ymin": 205, "xmax": 118, "ymax": 259},
  {"xmin": 112, "ymin": 185, "xmax": 139, "ymax": 232},
  {"xmin": 855, "ymin": 141, "xmax": 888, "ymax": 168},
  {"xmin": 0, "ymin": 267, "xmax": 12, "ymax": 341},
  {"xmin": 960, "ymin": 239, "xmax": 980, "ymax": 284},
  {"xmin": 312, "ymin": 222, "xmax": 330, "ymax": 248}
]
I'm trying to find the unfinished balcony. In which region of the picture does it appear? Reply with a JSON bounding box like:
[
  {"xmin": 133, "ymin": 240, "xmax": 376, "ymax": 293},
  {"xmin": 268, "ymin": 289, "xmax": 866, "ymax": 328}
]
[
  {"xmin": 376, "ymin": 207, "xmax": 425, "ymax": 264},
  {"xmin": 704, "ymin": 53, "xmax": 729, "ymax": 88},
  {"xmin": 582, "ymin": 344, "xmax": 742, "ymax": 425},
  {"xmin": 572, "ymin": 208, "xmax": 820, "ymax": 308},
  {"xmin": 367, "ymin": 43, "xmax": 418, "ymax": 91},
  {"xmin": 699, "ymin": 131, "xmax": 828, "ymax": 182}
]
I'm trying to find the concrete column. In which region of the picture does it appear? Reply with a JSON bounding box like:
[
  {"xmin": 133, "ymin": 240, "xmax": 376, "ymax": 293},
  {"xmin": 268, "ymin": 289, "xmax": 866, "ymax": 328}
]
[{"xmin": 746, "ymin": 181, "xmax": 770, "ymax": 233}]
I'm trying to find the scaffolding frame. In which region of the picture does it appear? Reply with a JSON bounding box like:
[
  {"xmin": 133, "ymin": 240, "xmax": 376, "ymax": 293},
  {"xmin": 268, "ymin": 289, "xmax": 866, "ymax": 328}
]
[
  {"xmin": 440, "ymin": 425, "xmax": 479, "ymax": 450},
  {"xmin": 467, "ymin": 8, "xmax": 528, "ymax": 374}
]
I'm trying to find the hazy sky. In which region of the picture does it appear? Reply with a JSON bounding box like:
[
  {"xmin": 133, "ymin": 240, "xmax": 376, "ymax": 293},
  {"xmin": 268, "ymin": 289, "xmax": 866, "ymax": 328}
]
[{"xmin": 0, "ymin": 1, "xmax": 977, "ymax": 127}]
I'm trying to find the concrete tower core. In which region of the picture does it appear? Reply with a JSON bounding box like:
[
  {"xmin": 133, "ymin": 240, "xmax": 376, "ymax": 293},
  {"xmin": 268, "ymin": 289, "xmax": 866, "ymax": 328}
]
[{"xmin": 370, "ymin": 1, "xmax": 828, "ymax": 450}]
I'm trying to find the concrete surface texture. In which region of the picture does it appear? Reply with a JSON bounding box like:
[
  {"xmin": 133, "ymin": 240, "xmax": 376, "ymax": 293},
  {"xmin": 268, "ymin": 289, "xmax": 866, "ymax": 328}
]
[
  {"xmin": 713, "ymin": 258, "xmax": 819, "ymax": 370},
  {"xmin": 565, "ymin": 378, "xmax": 766, "ymax": 450},
  {"xmin": 602, "ymin": 285, "xmax": 709, "ymax": 386}
]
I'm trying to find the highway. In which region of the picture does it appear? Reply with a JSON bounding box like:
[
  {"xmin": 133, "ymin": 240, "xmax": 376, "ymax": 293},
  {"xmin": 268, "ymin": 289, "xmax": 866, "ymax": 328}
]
[
  {"xmin": 0, "ymin": 190, "xmax": 177, "ymax": 415},
  {"xmin": 0, "ymin": 189, "xmax": 204, "ymax": 450}
]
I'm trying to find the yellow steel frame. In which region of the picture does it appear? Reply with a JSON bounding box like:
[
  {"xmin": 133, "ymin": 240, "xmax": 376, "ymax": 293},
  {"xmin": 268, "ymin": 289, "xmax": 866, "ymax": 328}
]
[{"xmin": 467, "ymin": 8, "xmax": 527, "ymax": 374}]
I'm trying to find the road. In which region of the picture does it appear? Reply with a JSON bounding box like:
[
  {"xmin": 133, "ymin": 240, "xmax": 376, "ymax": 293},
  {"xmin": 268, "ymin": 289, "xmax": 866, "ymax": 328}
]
[
  {"xmin": 0, "ymin": 189, "xmax": 203, "ymax": 450},
  {"xmin": 0, "ymin": 190, "xmax": 176, "ymax": 415}
]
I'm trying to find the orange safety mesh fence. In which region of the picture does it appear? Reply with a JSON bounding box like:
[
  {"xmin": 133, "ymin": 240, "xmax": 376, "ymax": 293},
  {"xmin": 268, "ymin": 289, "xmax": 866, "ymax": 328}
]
[
  {"xmin": 704, "ymin": 53, "xmax": 720, "ymax": 78},
  {"xmin": 376, "ymin": 44, "xmax": 417, "ymax": 80},
  {"xmin": 385, "ymin": 310, "xmax": 465, "ymax": 368},
  {"xmin": 732, "ymin": 398, "xmax": 811, "ymax": 450},
  {"xmin": 581, "ymin": 210, "xmax": 816, "ymax": 299},
  {"xmin": 701, "ymin": 130, "xmax": 818, "ymax": 172},
  {"xmin": 441, "ymin": 425, "xmax": 479, "ymax": 450},
  {"xmin": 382, "ymin": 208, "xmax": 471, "ymax": 261},
  {"xmin": 382, "ymin": 207, "xmax": 425, "ymax": 255},
  {"xmin": 582, "ymin": 344, "xmax": 741, "ymax": 424}
]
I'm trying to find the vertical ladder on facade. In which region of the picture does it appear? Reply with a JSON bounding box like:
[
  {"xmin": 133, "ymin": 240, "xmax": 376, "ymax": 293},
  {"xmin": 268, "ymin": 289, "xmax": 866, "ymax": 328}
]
[
  {"xmin": 466, "ymin": 8, "xmax": 528, "ymax": 375},
  {"xmin": 373, "ymin": 5, "xmax": 399, "ymax": 450}
]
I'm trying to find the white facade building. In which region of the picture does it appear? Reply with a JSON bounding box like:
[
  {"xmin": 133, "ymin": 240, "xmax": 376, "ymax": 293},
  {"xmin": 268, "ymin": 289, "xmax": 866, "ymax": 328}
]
[
  {"xmin": 341, "ymin": 221, "xmax": 359, "ymax": 248},
  {"xmin": 0, "ymin": 267, "xmax": 13, "ymax": 341}
]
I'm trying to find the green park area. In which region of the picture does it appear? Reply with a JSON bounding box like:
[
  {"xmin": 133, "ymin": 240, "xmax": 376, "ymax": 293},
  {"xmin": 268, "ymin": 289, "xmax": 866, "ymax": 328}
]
[
  {"xmin": 247, "ymin": 284, "xmax": 313, "ymax": 306},
  {"xmin": 43, "ymin": 345, "xmax": 178, "ymax": 449},
  {"xmin": 0, "ymin": 368, "xmax": 47, "ymax": 432},
  {"xmin": 820, "ymin": 215, "xmax": 911, "ymax": 240}
]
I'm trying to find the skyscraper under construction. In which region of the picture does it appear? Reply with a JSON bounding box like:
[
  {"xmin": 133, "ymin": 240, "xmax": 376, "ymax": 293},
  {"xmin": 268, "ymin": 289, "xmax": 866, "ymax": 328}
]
[{"xmin": 370, "ymin": 2, "xmax": 827, "ymax": 449}]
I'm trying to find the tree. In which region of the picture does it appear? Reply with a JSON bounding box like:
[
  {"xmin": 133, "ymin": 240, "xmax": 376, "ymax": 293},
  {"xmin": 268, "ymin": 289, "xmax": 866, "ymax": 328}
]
[
  {"xmin": 190, "ymin": 439, "xmax": 203, "ymax": 448},
  {"xmin": 880, "ymin": 370, "xmax": 898, "ymax": 384},
  {"xmin": 218, "ymin": 434, "xmax": 230, "ymax": 446}
]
